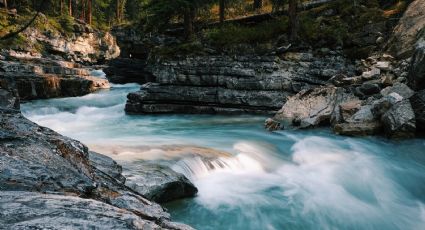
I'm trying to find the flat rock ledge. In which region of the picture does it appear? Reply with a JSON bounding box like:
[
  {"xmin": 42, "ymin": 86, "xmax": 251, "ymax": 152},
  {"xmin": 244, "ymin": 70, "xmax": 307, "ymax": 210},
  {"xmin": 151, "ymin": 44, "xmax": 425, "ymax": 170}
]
[
  {"xmin": 125, "ymin": 53, "xmax": 356, "ymax": 114},
  {"xmin": 0, "ymin": 51, "xmax": 110, "ymax": 100},
  {"xmin": 0, "ymin": 86, "xmax": 194, "ymax": 230}
]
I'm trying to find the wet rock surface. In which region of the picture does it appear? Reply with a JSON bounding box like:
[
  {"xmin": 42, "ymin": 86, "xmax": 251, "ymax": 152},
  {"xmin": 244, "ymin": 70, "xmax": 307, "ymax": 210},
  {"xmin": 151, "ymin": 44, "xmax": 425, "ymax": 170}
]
[
  {"xmin": 124, "ymin": 162, "xmax": 198, "ymax": 203},
  {"xmin": 0, "ymin": 191, "xmax": 162, "ymax": 230},
  {"xmin": 0, "ymin": 88, "xmax": 194, "ymax": 229}
]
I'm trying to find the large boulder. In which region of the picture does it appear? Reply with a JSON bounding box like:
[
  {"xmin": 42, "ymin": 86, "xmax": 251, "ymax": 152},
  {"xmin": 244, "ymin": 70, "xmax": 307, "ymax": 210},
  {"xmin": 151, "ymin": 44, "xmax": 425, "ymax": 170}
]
[
  {"xmin": 410, "ymin": 89, "xmax": 425, "ymax": 132},
  {"xmin": 408, "ymin": 38, "xmax": 425, "ymax": 90},
  {"xmin": 271, "ymin": 86, "xmax": 345, "ymax": 128},
  {"xmin": 387, "ymin": 0, "xmax": 425, "ymax": 58},
  {"xmin": 380, "ymin": 82, "xmax": 414, "ymax": 98},
  {"xmin": 124, "ymin": 162, "xmax": 198, "ymax": 203},
  {"xmin": 381, "ymin": 100, "xmax": 416, "ymax": 138}
]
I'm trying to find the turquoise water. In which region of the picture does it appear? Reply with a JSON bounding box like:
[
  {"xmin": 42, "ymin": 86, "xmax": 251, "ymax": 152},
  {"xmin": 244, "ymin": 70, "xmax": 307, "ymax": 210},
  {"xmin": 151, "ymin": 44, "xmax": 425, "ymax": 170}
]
[{"xmin": 21, "ymin": 82, "xmax": 425, "ymax": 230}]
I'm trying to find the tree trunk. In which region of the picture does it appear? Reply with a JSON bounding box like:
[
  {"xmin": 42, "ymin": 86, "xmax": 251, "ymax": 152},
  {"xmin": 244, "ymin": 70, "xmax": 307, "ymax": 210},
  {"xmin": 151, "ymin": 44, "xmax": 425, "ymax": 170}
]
[
  {"xmin": 184, "ymin": 7, "xmax": 194, "ymax": 40},
  {"xmin": 81, "ymin": 0, "xmax": 85, "ymax": 21},
  {"xmin": 288, "ymin": 0, "xmax": 298, "ymax": 41},
  {"xmin": 68, "ymin": 0, "xmax": 72, "ymax": 16},
  {"xmin": 219, "ymin": 0, "xmax": 225, "ymax": 24},
  {"xmin": 60, "ymin": 0, "xmax": 63, "ymax": 15},
  {"xmin": 253, "ymin": 0, "xmax": 262, "ymax": 10},
  {"xmin": 87, "ymin": 0, "xmax": 92, "ymax": 24},
  {"xmin": 4, "ymin": 0, "xmax": 7, "ymax": 9},
  {"xmin": 116, "ymin": 0, "xmax": 120, "ymax": 23}
]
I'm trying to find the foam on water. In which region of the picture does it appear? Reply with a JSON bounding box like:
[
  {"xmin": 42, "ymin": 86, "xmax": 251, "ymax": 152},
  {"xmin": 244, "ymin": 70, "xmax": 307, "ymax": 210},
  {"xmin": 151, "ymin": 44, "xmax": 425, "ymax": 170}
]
[{"xmin": 21, "ymin": 76, "xmax": 425, "ymax": 230}]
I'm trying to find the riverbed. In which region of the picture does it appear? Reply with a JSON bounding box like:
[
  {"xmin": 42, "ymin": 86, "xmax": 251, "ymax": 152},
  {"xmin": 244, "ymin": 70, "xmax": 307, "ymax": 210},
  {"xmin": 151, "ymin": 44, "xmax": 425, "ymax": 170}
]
[{"xmin": 21, "ymin": 82, "xmax": 425, "ymax": 230}]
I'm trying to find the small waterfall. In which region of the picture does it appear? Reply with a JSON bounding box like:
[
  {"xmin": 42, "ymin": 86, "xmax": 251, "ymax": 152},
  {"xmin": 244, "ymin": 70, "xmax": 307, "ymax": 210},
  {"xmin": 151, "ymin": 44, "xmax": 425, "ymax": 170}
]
[{"xmin": 172, "ymin": 154, "xmax": 264, "ymax": 181}]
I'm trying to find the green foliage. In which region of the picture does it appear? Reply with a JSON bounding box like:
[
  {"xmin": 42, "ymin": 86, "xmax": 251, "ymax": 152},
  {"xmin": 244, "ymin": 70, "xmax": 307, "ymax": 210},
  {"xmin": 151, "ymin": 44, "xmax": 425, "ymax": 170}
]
[{"xmin": 205, "ymin": 17, "xmax": 289, "ymax": 46}]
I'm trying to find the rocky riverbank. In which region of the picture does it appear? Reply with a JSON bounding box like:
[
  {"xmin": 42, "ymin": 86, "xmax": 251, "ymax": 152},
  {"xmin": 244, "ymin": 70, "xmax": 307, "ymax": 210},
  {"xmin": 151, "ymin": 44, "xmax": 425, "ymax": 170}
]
[
  {"xmin": 266, "ymin": 0, "xmax": 425, "ymax": 138},
  {"xmin": 0, "ymin": 86, "xmax": 196, "ymax": 229},
  {"xmin": 0, "ymin": 14, "xmax": 119, "ymax": 100}
]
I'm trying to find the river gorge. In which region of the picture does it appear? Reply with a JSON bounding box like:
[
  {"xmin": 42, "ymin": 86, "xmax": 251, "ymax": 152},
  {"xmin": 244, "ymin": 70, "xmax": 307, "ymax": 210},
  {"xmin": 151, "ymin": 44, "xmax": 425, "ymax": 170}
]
[{"xmin": 20, "ymin": 72, "xmax": 425, "ymax": 230}]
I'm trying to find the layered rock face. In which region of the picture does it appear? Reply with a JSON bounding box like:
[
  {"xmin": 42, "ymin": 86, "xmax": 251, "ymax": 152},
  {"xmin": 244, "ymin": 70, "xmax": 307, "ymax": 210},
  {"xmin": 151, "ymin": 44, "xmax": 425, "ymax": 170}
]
[
  {"xmin": 0, "ymin": 51, "xmax": 109, "ymax": 100},
  {"xmin": 266, "ymin": 53, "xmax": 420, "ymax": 138},
  {"xmin": 0, "ymin": 87, "xmax": 193, "ymax": 229},
  {"xmin": 21, "ymin": 16, "xmax": 120, "ymax": 64},
  {"xmin": 387, "ymin": 0, "xmax": 425, "ymax": 58},
  {"xmin": 126, "ymin": 52, "xmax": 356, "ymax": 114}
]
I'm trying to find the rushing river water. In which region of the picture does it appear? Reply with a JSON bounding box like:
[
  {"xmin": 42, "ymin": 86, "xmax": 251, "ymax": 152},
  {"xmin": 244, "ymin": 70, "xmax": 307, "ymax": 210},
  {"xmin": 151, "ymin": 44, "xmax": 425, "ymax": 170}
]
[{"xmin": 21, "ymin": 79, "xmax": 425, "ymax": 230}]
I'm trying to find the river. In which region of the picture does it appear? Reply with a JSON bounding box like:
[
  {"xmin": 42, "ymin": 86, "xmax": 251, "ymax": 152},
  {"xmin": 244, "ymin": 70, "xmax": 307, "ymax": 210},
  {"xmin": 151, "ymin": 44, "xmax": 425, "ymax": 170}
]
[{"xmin": 21, "ymin": 77, "xmax": 425, "ymax": 230}]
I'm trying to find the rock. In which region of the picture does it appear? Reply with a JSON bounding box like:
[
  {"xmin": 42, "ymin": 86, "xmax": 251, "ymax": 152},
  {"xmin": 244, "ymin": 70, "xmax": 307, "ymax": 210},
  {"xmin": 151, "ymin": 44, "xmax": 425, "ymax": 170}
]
[
  {"xmin": 330, "ymin": 74, "xmax": 363, "ymax": 86},
  {"xmin": 407, "ymin": 38, "xmax": 425, "ymax": 90},
  {"xmin": 0, "ymin": 56, "xmax": 110, "ymax": 100},
  {"xmin": 104, "ymin": 58, "xmax": 155, "ymax": 84},
  {"xmin": 0, "ymin": 191, "xmax": 163, "ymax": 230},
  {"xmin": 410, "ymin": 90, "xmax": 425, "ymax": 132},
  {"xmin": 380, "ymin": 83, "xmax": 414, "ymax": 99},
  {"xmin": 23, "ymin": 25, "xmax": 120, "ymax": 63},
  {"xmin": 376, "ymin": 61, "xmax": 391, "ymax": 71},
  {"xmin": 362, "ymin": 67, "xmax": 381, "ymax": 80},
  {"xmin": 346, "ymin": 105, "xmax": 375, "ymax": 123},
  {"xmin": 381, "ymin": 74, "xmax": 395, "ymax": 86},
  {"xmin": 0, "ymin": 102, "xmax": 192, "ymax": 229},
  {"xmin": 0, "ymin": 87, "xmax": 19, "ymax": 110},
  {"xmin": 338, "ymin": 100, "xmax": 362, "ymax": 122},
  {"xmin": 356, "ymin": 83, "xmax": 381, "ymax": 97},
  {"xmin": 387, "ymin": 0, "xmax": 425, "ymax": 58},
  {"xmin": 265, "ymin": 118, "xmax": 282, "ymax": 131},
  {"xmin": 89, "ymin": 151, "xmax": 126, "ymax": 184},
  {"xmin": 125, "ymin": 54, "xmax": 356, "ymax": 115},
  {"xmin": 124, "ymin": 162, "xmax": 198, "ymax": 203},
  {"xmin": 333, "ymin": 122, "xmax": 382, "ymax": 136},
  {"xmin": 371, "ymin": 92, "xmax": 404, "ymax": 118},
  {"xmin": 272, "ymin": 86, "xmax": 344, "ymax": 128},
  {"xmin": 381, "ymin": 100, "xmax": 416, "ymax": 138}
]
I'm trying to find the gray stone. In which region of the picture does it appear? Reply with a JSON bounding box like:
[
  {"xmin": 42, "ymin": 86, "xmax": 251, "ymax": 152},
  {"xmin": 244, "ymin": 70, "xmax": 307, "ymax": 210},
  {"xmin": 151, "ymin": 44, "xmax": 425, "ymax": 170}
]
[
  {"xmin": 89, "ymin": 151, "xmax": 126, "ymax": 184},
  {"xmin": 0, "ymin": 191, "xmax": 163, "ymax": 230},
  {"xmin": 272, "ymin": 86, "xmax": 345, "ymax": 128},
  {"xmin": 408, "ymin": 39, "xmax": 425, "ymax": 90},
  {"xmin": 124, "ymin": 162, "xmax": 198, "ymax": 203},
  {"xmin": 333, "ymin": 122, "xmax": 382, "ymax": 136},
  {"xmin": 381, "ymin": 100, "xmax": 416, "ymax": 138},
  {"xmin": 410, "ymin": 89, "xmax": 425, "ymax": 131},
  {"xmin": 381, "ymin": 83, "xmax": 414, "ymax": 99}
]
